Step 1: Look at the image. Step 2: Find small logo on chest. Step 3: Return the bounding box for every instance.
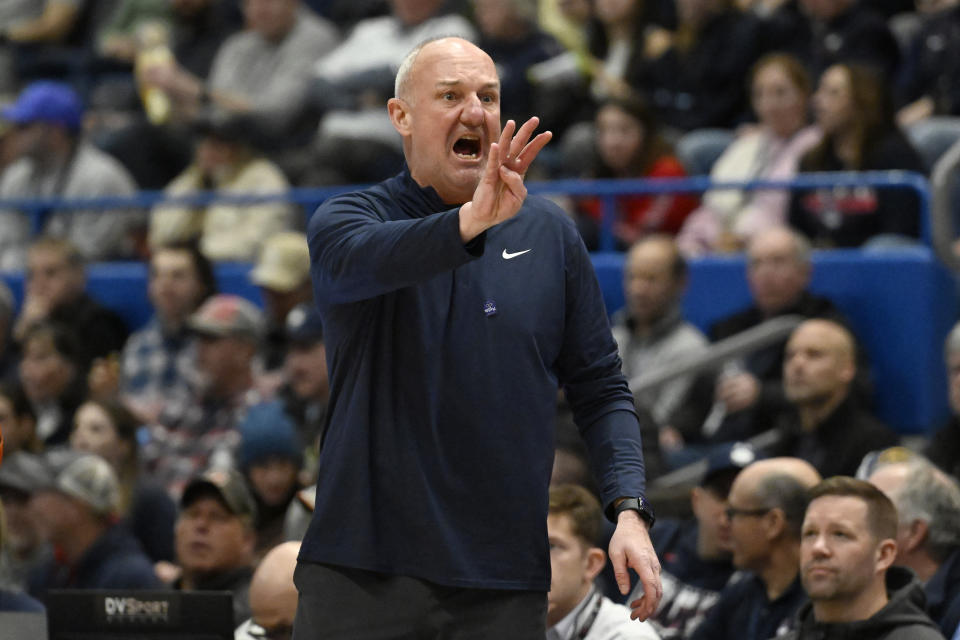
[502,248,531,260]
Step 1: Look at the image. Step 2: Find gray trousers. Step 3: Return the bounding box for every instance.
[291,562,547,639]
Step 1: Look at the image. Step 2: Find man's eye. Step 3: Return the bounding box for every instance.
[443,92,456,100]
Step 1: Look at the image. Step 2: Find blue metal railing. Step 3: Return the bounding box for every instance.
[0,170,932,255]
[528,171,932,251]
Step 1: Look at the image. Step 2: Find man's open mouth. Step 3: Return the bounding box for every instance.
[453,136,482,159]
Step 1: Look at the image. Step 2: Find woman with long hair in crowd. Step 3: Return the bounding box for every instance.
[678,53,821,255]
[789,63,925,247]
[575,95,697,249]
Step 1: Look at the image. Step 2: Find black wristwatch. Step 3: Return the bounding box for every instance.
[613,496,656,530]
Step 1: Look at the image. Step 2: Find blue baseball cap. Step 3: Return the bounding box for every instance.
[1,81,83,132]
[285,303,324,345]
[702,441,761,486]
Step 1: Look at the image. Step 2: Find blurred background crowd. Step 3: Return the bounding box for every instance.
[0,0,956,257]
[1,0,960,637]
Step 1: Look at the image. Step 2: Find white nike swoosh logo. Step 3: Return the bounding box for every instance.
[502,249,532,259]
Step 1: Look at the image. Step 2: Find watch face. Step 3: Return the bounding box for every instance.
[635,497,655,528]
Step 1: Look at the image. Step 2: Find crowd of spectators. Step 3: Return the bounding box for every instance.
[0,224,956,637]
[0,0,957,255]
[1,0,960,637]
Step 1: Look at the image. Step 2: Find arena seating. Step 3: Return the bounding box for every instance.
[1,245,954,435]
[593,248,959,435]
[0,172,954,435]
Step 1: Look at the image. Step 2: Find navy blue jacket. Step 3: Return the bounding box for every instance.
[27,523,161,602]
[928,548,960,638]
[301,170,646,590]
[0,589,44,612]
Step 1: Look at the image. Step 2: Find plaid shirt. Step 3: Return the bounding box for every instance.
[120,318,200,407]
[142,384,271,497]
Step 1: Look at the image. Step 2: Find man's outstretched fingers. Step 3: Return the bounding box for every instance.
[498,120,515,164]
[513,131,553,173]
[508,116,540,159]
[484,141,501,179]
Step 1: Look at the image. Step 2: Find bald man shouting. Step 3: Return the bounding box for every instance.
[771,319,898,477]
[295,37,661,638]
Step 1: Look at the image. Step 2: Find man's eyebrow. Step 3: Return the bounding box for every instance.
[434,80,500,91]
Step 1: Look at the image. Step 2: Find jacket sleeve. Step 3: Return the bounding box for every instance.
[556,223,647,516]
[308,192,483,305]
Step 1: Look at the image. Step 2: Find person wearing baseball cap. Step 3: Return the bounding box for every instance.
[25,450,161,602]
[0,450,49,592]
[142,294,270,496]
[631,442,762,639]
[1,82,83,132]
[0,445,44,612]
[172,468,258,627]
[250,232,313,371]
[0,81,140,268]
[279,303,328,459]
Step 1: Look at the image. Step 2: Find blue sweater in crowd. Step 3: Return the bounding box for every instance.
[300,170,646,591]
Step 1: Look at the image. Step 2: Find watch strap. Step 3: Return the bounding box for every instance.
[613,496,655,529]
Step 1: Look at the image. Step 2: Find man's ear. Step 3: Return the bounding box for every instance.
[242,527,257,559]
[901,519,929,554]
[763,507,787,542]
[584,547,606,583]
[876,537,897,573]
[388,97,411,136]
[690,486,705,518]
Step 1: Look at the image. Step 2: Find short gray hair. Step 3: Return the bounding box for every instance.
[884,457,960,562]
[394,36,454,101]
[754,473,811,540]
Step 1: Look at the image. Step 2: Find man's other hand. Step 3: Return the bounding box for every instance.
[609,509,662,622]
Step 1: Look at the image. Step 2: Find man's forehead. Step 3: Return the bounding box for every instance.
[415,40,498,81]
[547,512,576,535]
[749,230,795,257]
[808,495,867,524]
[29,249,67,266]
[792,322,849,351]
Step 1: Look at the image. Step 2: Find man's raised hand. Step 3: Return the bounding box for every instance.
[459,117,552,242]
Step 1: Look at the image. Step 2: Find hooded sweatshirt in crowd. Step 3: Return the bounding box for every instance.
[780,566,945,640]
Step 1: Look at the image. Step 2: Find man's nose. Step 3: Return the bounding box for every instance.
[460,94,485,126]
[809,534,831,556]
[192,517,211,532]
